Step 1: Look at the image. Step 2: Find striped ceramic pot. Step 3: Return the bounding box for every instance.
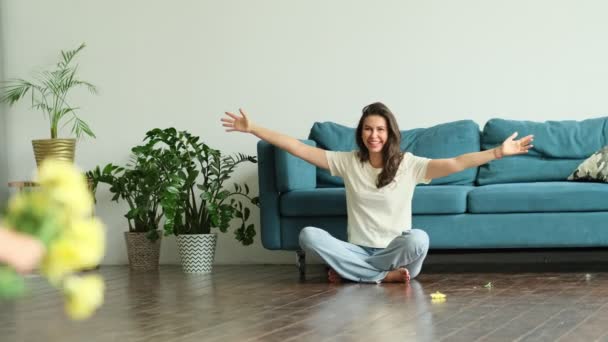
[176,233,217,274]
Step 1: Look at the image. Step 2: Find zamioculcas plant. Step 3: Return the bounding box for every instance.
[139,128,259,245]
[87,147,170,242]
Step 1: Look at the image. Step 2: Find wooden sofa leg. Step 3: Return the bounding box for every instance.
[296,250,306,281]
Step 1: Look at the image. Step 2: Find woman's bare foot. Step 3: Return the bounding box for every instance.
[382,267,410,283]
[327,268,342,283]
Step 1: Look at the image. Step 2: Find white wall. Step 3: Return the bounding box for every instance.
[2,0,608,265]
[0,4,7,208]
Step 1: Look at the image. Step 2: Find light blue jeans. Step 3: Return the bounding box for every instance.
[299,226,430,283]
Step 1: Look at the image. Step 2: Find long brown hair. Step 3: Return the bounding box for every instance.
[355,102,403,188]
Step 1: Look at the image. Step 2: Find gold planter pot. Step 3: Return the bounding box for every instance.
[32,138,76,167]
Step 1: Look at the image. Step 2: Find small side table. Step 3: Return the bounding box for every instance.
[9,179,94,192]
[8,181,39,193]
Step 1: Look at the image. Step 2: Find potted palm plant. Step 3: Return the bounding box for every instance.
[87,146,168,271]
[140,128,259,273]
[0,43,97,166]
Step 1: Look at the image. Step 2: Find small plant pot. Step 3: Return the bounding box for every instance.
[176,233,217,274]
[124,231,162,271]
[32,138,76,167]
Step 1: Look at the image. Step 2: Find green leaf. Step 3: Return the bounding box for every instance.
[0,266,26,298]
[244,207,250,221]
[102,163,114,174]
[146,230,160,242]
[217,190,230,201]
[234,223,256,246]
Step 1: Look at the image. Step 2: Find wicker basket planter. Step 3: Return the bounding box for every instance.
[124,232,162,271]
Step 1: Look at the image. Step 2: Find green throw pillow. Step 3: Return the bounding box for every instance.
[568,146,608,182]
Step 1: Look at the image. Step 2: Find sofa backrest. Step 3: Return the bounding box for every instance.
[477,117,608,185]
[308,120,481,187]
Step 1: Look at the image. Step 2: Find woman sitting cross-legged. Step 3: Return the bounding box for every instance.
[221,102,532,283]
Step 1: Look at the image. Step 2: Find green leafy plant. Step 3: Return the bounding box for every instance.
[87,147,169,242]
[139,128,259,245]
[0,43,97,139]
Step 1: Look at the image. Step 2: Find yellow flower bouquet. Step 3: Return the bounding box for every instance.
[0,160,106,320]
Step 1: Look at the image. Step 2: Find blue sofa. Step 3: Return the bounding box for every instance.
[257,117,608,273]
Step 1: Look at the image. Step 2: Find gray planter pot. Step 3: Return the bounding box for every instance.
[124,232,161,271]
[176,233,217,274]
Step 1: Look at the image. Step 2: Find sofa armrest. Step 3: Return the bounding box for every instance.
[257,140,282,249]
[275,139,317,192]
[257,140,317,249]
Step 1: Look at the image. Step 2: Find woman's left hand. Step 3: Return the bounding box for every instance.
[497,132,534,158]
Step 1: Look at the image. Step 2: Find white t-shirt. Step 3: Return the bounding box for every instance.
[326,151,431,248]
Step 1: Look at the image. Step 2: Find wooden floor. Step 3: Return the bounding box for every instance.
[3,264,608,342]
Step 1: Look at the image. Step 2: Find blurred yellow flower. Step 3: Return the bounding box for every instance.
[38,160,93,217]
[41,218,105,283]
[41,238,79,283]
[1,160,106,321]
[7,193,28,213]
[66,218,105,268]
[50,186,93,218]
[5,191,61,246]
[63,274,105,320]
[38,159,85,188]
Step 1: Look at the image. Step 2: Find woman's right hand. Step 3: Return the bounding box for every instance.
[222,108,252,133]
[221,108,330,170]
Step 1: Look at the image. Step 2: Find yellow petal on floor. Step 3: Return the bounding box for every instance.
[430,291,446,299]
[431,297,447,304]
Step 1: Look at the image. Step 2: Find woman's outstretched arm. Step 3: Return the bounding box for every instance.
[425,132,534,180]
[222,108,330,170]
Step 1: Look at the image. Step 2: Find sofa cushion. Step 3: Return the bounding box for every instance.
[280,185,473,216]
[280,188,346,216]
[307,122,358,187]
[478,117,608,185]
[568,145,608,183]
[412,185,474,214]
[468,182,608,213]
[309,120,480,187]
[275,139,317,192]
[280,212,608,250]
[413,212,608,249]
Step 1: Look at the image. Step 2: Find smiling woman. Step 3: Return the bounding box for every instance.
[355,102,404,188]
[221,102,531,285]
